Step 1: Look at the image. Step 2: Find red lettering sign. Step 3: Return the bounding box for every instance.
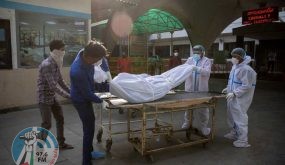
[242,7,278,25]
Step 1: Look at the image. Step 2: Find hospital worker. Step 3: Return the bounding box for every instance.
[222,48,256,148]
[182,45,212,136]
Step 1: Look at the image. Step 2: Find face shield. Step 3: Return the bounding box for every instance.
[192,45,205,59]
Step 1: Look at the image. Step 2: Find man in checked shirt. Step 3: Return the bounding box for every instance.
[37,40,73,149]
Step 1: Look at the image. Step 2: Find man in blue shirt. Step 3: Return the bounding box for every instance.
[70,40,106,165]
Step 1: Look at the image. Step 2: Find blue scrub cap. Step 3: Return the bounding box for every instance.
[193,45,205,52]
[231,48,246,59]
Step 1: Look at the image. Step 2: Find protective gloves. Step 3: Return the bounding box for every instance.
[102,100,109,110]
[192,66,201,72]
[221,88,227,94]
[226,92,235,101]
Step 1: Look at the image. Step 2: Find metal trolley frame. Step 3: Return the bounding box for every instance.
[96,92,223,161]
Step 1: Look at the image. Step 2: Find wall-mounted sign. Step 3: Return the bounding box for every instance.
[242,6,279,25]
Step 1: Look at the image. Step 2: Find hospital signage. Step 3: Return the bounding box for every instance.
[242,6,278,25]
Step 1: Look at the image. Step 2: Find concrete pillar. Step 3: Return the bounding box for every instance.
[170,31,174,56]
[218,38,224,51]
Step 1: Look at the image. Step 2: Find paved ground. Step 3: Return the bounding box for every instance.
[1,79,285,165]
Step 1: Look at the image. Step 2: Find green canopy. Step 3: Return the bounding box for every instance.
[132,9,184,35]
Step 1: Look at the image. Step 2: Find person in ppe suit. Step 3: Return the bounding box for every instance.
[182,45,212,136]
[222,48,256,148]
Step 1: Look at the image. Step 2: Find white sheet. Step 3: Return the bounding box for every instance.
[110,63,194,103]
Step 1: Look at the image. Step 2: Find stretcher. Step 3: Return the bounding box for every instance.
[96,91,224,161]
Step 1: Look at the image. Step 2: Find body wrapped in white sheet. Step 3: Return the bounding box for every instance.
[110,64,194,103]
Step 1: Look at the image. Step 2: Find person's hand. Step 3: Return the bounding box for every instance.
[24,131,37,152]
[222,88,227,94]
[196,66,201,72]
[102,100,109,110]
[193,66,198,71]
[226,93,235,101]
[193,66,201,72]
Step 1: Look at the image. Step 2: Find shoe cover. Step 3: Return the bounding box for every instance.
[233,140,251,148]
[91,151,106,159]
[201,127,211,136]
[182,122,190,129]
[224,132,237,140]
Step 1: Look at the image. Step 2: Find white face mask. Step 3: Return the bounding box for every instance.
[53,50,65,58]
[174,52,178,56]
[51,50,65,68]
[231,57,239,65]
[94,59,103,66]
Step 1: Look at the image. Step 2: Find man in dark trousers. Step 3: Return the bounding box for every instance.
[37,40,73,149]
[70,40,106,165]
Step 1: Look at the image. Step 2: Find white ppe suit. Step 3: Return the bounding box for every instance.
[183,56,212,135]
[226,56,256,144]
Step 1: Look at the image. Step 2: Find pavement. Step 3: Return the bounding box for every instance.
[1,78,285,165]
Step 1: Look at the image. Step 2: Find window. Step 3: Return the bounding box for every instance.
[0,28,5,41]
[155,46,170,58]
[0,19,12,69]
[17,11,88,68]
[173,45,190,59]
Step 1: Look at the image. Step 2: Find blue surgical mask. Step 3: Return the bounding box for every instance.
[193,54,201,61]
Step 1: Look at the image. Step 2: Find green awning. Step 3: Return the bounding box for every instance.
[132,9,184,35]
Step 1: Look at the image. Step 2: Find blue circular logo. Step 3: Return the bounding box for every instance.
[11,127,59,165]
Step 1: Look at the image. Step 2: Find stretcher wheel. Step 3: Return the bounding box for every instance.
[186,130,191,140]
[145,155,154,162]
[202,142,208,148]
[133,147,139,153]
[97,128,103,143]
[132,137,141,144]
[106,139,112,152]
[118,109,124,114]
[165,135,172,143]
[194,128,199,134]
